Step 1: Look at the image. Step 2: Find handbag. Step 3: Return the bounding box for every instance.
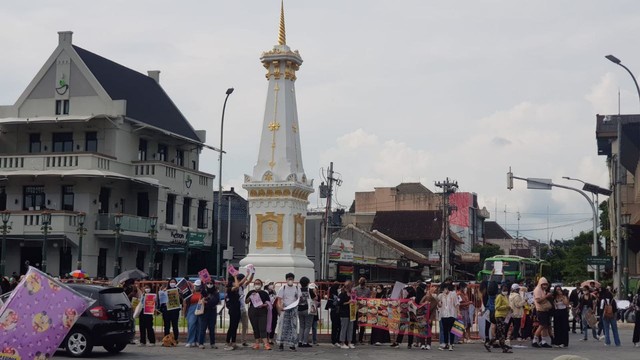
[308,301,318,316]
[451,318,465,337]
[194,298,205,316]
[133,300,143,318]
[585,309,597,328]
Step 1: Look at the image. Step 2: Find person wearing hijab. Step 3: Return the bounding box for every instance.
[486,284,512,353]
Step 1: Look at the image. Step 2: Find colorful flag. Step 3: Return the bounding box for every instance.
[0,267,94,360]
[451,318,465,337]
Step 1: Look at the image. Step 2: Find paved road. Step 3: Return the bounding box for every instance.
[57,325,639,360]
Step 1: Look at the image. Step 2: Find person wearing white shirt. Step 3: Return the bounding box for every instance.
[437,283,459,351]
[276,273,301,351]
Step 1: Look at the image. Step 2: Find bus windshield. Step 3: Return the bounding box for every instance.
[483,260,520,272]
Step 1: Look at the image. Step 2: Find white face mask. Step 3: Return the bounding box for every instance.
[144,288,151,293]
[287,280,294,286]
[254,284,262,290]
[169,283,177,288]
[502,291,508,296]
[207,284,214,289]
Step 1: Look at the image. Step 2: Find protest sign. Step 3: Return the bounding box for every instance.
[227,264,239,277]
[158,290,169,305]
[389,281,406,299]
[176,278,192,300]
[143,294,157,315]
[0,267,94,360]
[166,289,181,310]
[349,303,357,322]
[198,268,211,284]
[494,261,503,275]
[250,292,263,308]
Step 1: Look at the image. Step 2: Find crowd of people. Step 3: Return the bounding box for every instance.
[6,266,639,353]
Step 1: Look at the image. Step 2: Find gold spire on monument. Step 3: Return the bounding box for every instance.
[278,0,286,45]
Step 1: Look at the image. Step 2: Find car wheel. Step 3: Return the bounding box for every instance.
[104,342,127,353]
[66,329,93,357]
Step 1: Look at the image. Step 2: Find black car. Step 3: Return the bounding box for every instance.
[62,284,135,357]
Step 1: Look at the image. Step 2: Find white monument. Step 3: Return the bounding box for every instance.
[240,3,315,282]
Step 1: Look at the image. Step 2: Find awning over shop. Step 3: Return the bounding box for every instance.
[0,169,165,188]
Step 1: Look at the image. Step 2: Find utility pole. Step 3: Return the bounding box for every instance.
[320,162,342,279]
[435,178,458,280]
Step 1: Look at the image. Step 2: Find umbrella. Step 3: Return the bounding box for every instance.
[112,269,147,285]
[580,280,601,289]
[70,269,88,279]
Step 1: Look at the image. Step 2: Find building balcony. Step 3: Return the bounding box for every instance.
[95,213,153,234]
[132,160,214,195]
[0,152,125,173]
[6,210,80,244]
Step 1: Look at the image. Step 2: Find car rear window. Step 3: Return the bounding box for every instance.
[100,291,130,308]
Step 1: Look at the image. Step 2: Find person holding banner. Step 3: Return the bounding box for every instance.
[486,284,513,353]
[224,273,247,350]
[338,280,356,349]
[161,279,181,343]
[419,283,439,350]
[199,280,220,349]
[139,285,157,346]
[184,280,203,347]
[391,285,417,349]
[245,279,272,350]
[437,283,459,351]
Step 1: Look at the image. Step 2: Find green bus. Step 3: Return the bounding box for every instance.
[476,255,550,284]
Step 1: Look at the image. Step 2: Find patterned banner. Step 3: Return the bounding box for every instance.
[0,267,95,360]
[356,298,430,338]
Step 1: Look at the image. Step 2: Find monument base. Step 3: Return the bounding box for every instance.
[239,253,315,283]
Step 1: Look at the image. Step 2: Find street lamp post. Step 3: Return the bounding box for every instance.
[216,87,234,277]
[562,176,612,278]
[621,213,631,297]
[41,211,51,273]
[148,216,158,279]
[113,213,123,277]
[0,211,11,275]
[605,54,640,298]
[76,212,86,270]
[508,169,599,280]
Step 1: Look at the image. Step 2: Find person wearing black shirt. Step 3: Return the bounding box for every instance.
[579,287,598,341]
[199,281,220,348]
[246,279,272,350]
[338,281,356,349]
[326,282,341,346]
[225,274,249,350]
[568,283,581,334]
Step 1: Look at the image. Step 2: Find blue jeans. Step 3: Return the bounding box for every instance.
[186,304,199,344]
[298,311,314,344]
[312,317,318,344]
[602,317,621,346]
[198,311,217,345]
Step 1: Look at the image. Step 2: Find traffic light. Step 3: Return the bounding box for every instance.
[507,168,514,190]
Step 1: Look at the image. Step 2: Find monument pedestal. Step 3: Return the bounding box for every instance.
[240,253,314,283]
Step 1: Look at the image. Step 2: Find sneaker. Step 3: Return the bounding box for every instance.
[604,343,610,347]
[374,342,382,346]
[390,343,399,348]
[599,335,605,341]
[340,344,349,349]
[531,342,540,347]
[580,338,587,341]
[425,345,431,350]
[223,345,234,351]
[407,344,412,349]
[210,345,218,349]
[420,345,426,350]
[138,343,146,347]
[502,348,513,353]
[199,344,205,349]
[449,346,453,351]
[289,346,297,351]
[348,344,355,349]
[242,342,250,347]
[541,343,552,348]
[313,343,319,346]
[635,343,639,348]
[484,342,492,352]
[333,343,341,348]
[279,344,284,351]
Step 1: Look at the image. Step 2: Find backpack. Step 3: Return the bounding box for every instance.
[603,299,614,320]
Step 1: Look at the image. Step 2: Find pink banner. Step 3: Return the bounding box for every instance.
[198,269,211,284]
[143,294,157,315]
[1,267,94,360]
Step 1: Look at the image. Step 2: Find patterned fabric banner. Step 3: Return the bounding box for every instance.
[356,298,431,338]
[0,267,95,360]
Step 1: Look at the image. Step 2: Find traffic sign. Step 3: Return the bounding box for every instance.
[586,256,612,266]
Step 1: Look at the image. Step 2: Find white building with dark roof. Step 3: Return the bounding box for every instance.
[0,31,214,278]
